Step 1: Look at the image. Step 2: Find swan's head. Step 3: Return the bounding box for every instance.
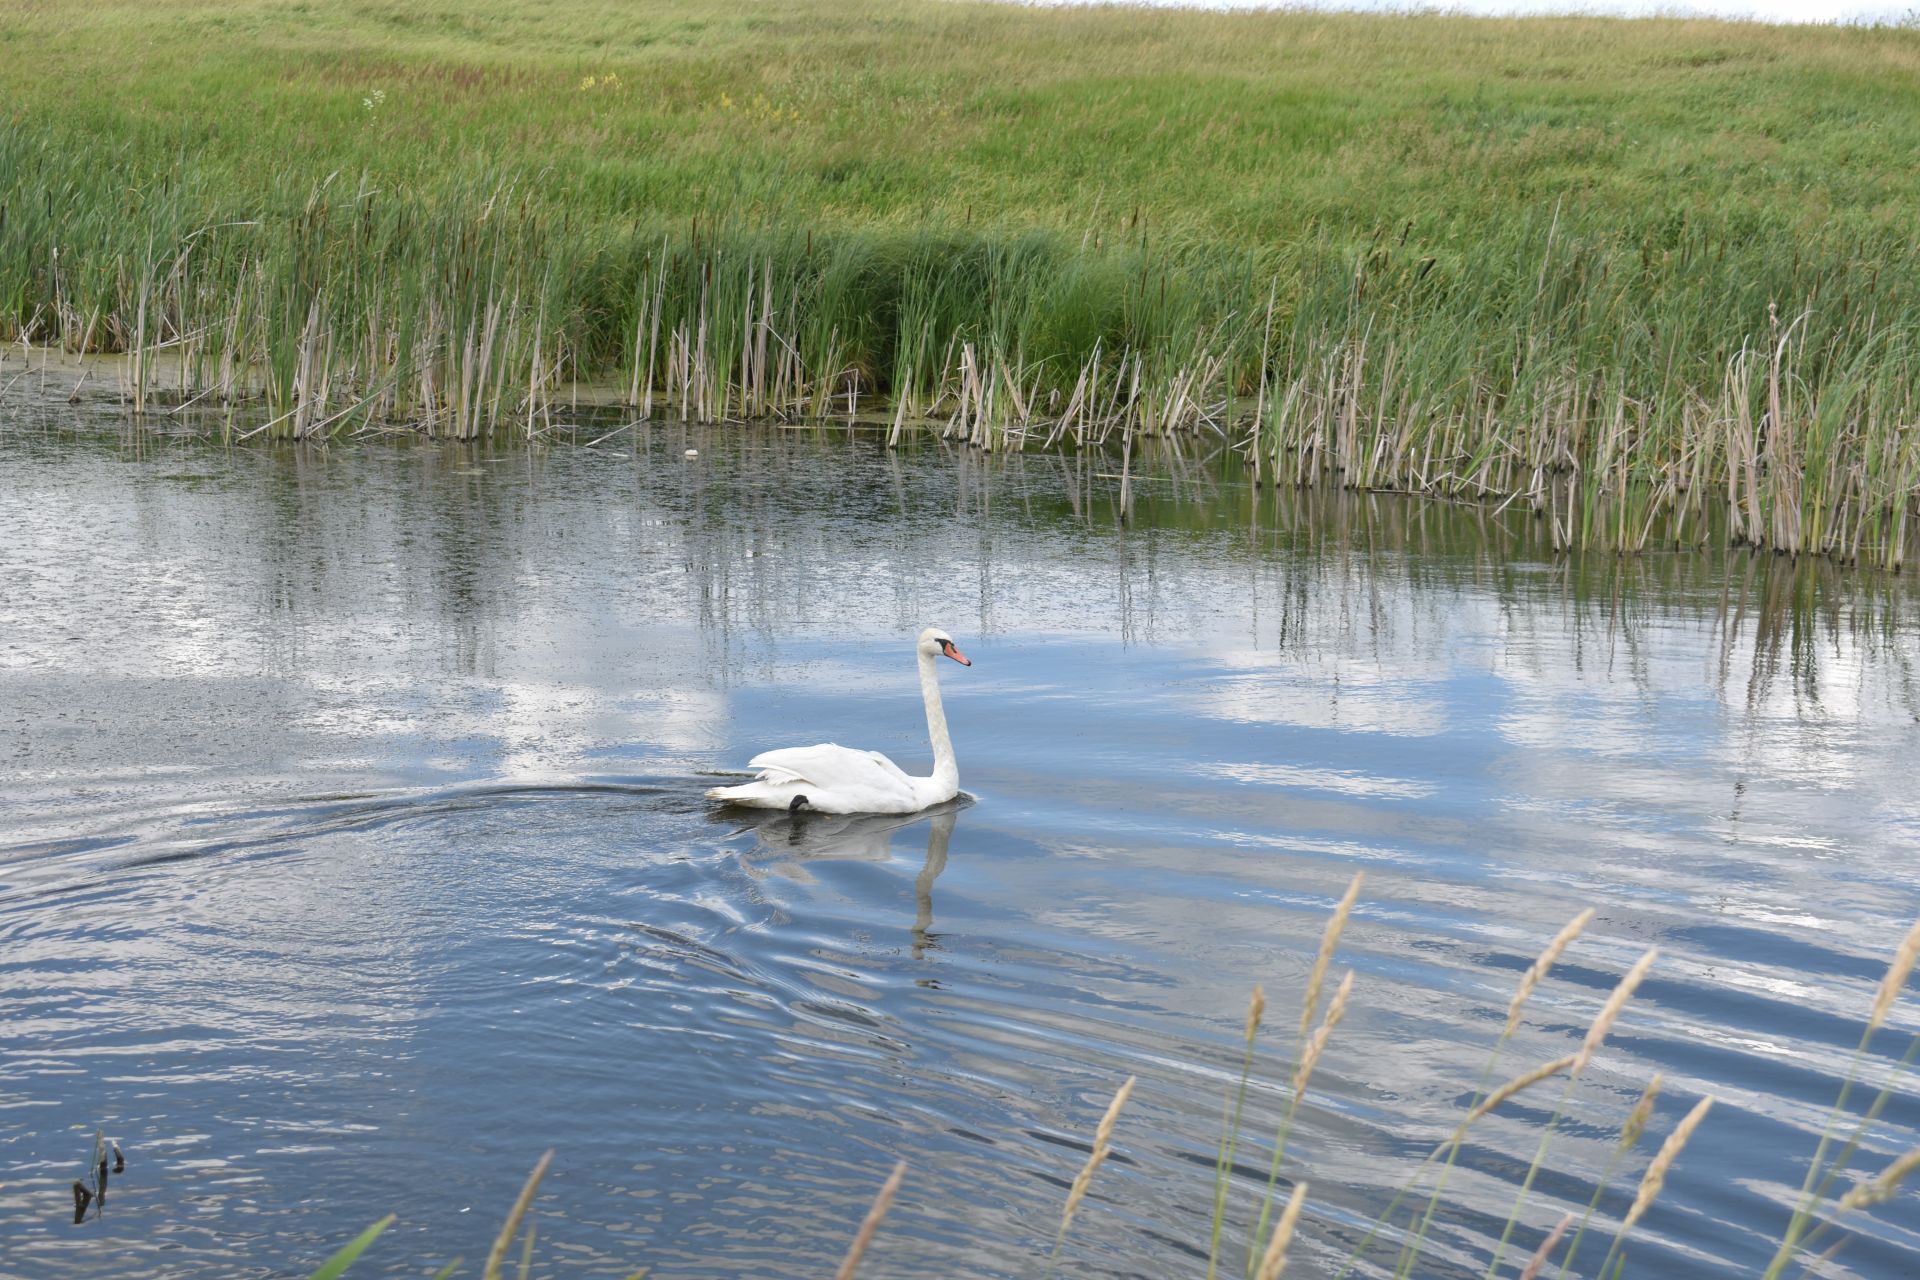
[918,626,971,667]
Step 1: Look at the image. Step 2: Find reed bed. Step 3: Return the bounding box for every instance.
[6,120,1918,565]
[5,1,1920,566]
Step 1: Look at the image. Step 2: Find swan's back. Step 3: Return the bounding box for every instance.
[709,743,932,814]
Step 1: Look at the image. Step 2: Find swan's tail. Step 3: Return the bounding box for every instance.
[706,779,804,809]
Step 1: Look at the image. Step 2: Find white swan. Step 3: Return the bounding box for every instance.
[706,627,972,815]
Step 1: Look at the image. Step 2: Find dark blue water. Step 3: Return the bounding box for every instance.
[2,409,1917,1278]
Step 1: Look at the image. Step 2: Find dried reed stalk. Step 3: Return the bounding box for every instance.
[833,1160,908,1280]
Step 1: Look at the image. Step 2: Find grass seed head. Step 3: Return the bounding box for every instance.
[1870,917,1920,1032]
[1623,1095,1714,1231]
[1506,908,1596,1038]
[1300,873,1364,1040]
[1574,947,1658,1077]
[1253,1180,1309,1280]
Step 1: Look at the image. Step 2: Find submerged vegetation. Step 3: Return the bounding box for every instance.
[3,1,1920,563]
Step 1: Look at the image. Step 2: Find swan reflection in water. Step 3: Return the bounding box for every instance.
[722,799,964,959]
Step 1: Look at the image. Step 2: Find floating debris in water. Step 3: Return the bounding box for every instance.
[71,1131,122,1225]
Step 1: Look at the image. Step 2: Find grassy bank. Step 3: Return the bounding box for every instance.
[3,2,1920,562]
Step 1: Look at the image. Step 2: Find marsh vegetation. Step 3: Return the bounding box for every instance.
[3,2,1920,563]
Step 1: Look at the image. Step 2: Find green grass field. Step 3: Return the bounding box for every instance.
[4,1,1919,561]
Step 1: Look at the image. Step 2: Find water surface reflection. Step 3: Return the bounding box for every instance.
[1,420,1917,1278]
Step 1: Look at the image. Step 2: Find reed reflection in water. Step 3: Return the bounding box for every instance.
[0,419,1916,1278]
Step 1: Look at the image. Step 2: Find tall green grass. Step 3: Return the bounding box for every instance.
[3,1,1918,564]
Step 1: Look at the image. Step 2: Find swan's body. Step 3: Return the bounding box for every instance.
[706,627,971,815]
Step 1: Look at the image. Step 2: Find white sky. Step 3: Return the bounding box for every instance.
[1131,1,1902,22]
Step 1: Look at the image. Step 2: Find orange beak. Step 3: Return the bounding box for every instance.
[940,641,971,666]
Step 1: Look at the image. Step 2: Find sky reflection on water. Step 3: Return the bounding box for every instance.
[2,419,1917,1277]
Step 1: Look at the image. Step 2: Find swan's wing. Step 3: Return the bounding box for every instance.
[747,743,911,792]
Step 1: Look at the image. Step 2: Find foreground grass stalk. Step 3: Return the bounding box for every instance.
[308,1216,395,1280]
[1243,875,1362,1275]
[1763,916,1920,1278]
[1392,911,1594,1277]
[1595,1096,1716,1280]
[1210,986,1268,1279]
[1249,970,1351,1276]
[1252,1181,1309,1280]
[1554,1073,1663,1278]
[1483,948,1658,1279]
[482,1150,553,1280]
[834,1160,908,1280]
[1045,1076,1136,1279]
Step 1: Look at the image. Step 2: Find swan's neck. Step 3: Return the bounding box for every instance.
[919,649,958,795]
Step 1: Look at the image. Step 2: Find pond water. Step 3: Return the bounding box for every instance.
[2,401,1918,1279]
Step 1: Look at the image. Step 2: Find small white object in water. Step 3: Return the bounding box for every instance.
[685,448,699,459]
